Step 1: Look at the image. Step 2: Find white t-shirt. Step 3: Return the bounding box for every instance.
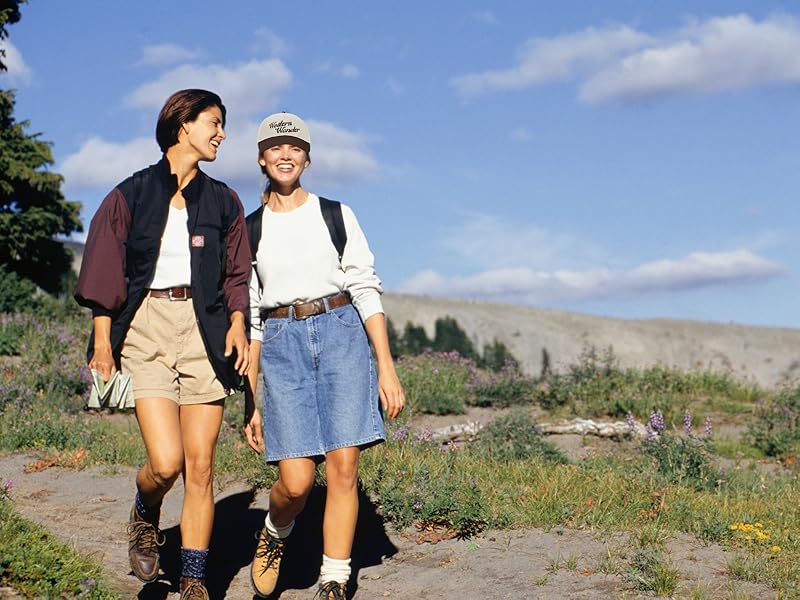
[148,205,191,289]
[249,194,383,341]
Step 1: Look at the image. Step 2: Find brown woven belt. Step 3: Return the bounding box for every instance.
[149,287,192,301]
[265,292,350,320]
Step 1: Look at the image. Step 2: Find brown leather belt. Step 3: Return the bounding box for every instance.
[149,287,192,301]
[264,292,350,320]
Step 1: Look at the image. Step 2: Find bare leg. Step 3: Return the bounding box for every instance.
[322,446,360,559]
[178,400,224,549]
[268,457,316,527]
[134,397,183,506]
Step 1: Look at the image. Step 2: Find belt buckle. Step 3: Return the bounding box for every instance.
[168,288,188,301]
[294,299,323,320]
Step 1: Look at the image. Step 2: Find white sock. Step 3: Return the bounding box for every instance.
[319,554,351,585]
[264,512,294,539]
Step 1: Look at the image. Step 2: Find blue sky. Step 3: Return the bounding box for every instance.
[4,1,800,327]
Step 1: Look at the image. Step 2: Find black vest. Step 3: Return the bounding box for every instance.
[102,158,243,391]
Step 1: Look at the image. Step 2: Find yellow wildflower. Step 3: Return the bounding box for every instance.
[729,524,738,530]
[771,546,781,553]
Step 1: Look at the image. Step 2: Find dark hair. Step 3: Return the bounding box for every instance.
[155,89,226,152]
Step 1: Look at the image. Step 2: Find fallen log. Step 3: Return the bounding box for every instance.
[429,417,646,442]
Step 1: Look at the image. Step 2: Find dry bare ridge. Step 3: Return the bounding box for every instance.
[382,293,800,389]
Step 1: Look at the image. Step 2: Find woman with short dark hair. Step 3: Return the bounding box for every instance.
[76,88,250,600]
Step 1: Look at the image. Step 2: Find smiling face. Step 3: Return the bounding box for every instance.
[259,143,310,190]
[181,106,226,162]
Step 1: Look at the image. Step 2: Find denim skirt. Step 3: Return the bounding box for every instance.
[259,303,386,463]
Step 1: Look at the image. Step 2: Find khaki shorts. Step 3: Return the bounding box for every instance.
[120,295,231,405]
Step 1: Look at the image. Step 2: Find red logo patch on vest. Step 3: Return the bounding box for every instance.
[191,235,205,248]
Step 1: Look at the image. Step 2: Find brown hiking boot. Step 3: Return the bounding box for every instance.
[127,504,164,582]
[315,581,347,600]
[179,576,209,600]
[250,527,286,597]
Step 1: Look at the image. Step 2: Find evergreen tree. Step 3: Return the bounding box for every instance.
[432,316,478,360]
[386,317,400,359]
[482,339,519,372]
[0,1,82,295]
[401,322,431,356]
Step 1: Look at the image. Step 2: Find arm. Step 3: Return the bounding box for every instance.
[364,312,405,419]
[243,262,265,453]
[243,339,263,453]
[88,315,115,382]
[74,188,131,314]
[222,189,252,376]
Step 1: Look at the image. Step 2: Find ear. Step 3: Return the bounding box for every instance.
[258,158,267,166]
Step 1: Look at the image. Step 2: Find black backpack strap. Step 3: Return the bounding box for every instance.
[245,205,264,292]
[319,197,347,261]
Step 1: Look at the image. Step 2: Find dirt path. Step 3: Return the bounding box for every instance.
[0,452,776,599]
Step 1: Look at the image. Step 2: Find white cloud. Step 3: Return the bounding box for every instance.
[316,59,361,79]
[511,127,532,142]
[252,28,289,57]
[398,249,784,303]
[138,43,203,66]
[126,59,291,117]
[209,118,380,187]
[439,213,584,270]
[61,119,380,192]
[386,78,405,95]
[61,136,161,189]
[0,39,31,84]
[451,25,652,95]
[451,14,800,102]
[472,10,497,26]
[581,14,800,103]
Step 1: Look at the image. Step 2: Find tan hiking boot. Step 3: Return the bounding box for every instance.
[127,504,164,582]
[315,581,347,600]
[179,576,209,600]
[250,527,286,597]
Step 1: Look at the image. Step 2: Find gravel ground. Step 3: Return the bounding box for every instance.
[0,451,777,599]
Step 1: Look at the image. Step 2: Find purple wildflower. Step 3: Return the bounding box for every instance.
[391,424,410,442]
[626,413,635,431]
[648,409,665,434]
[416,428,433,443]
[2,480,13,492]
[413,501,422,511]
[646,425,656,443]
[703,416,713,438]
[683,410,692,435]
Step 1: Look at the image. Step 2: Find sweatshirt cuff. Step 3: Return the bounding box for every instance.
[353,295,384,323]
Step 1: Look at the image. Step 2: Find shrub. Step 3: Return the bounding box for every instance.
[0,265,39,313]
[467,361,537,408]
[636,409,717,489]
[475,410,568,463]
[748,386,800,458]
[396,351,472,415]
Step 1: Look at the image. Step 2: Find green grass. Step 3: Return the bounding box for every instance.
[1,310,799,595]
[0,488,119,598]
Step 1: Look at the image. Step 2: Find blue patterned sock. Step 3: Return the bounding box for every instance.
[181,547,208,580]
[135,492,160,522]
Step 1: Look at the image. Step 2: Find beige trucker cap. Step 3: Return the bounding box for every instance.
[257,112,311,153]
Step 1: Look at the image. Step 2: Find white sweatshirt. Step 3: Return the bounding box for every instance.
[249,193,384,342]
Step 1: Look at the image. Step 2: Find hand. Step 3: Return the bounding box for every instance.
[225,313,249,376]
[243,404,264,454]
[89,346,115,382]
[378,370,406,420]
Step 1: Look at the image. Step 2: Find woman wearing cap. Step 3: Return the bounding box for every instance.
[75,89,251,600]
[243,112,404,599]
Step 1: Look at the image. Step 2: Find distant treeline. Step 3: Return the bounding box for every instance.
[386,315,518,372]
